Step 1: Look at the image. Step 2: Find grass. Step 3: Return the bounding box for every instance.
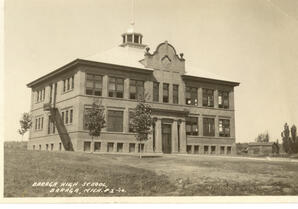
[4,141,298,197]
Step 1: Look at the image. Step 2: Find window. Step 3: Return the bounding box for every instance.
[67,78,70,91]
[94,142,101,152]
[107,110,123,132]
[153,82,159,102]
[134,35,139,43]
[63,75,75,92]
[107,142,114,152]
[48,116,55,134]
[117,143,123,152]
[46,144,49,151]
[173,84,179,104]
[70,109,73,123]
[138,143,144,153]
[59,143,62,151]
[62,112,64,123]
[203,118,215,136]
[218,91,229,109]
[219,119,230,137]
[61,108,73,125]
[227,146,232,154]
[129,143,135,152]
[203,89,214,107]
[194,145,199,154]
[35,116,44,130]
[163,83,169,103]
[186,117,198,136]
[84,141,91,152]
[65,110,68,124]
[204,146,209,154]
[51,143,54,151]
[185,86,198,105]
[39,145,41,150]
[211,146,216,154]
[130,80,144,100]
[220,146,225,154]
[86,74,102,96]
[108,77,124,98]
[187,145,192,154]
[36,88,45,102]
[83,107,103,130]
[33,145,35,150]
[129,111,136,132]
[127,34,132,42]
[71,75,74,89]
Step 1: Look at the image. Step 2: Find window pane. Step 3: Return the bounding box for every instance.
[107,110,123,132]
[86,80,93,88]
[86,74,93,80]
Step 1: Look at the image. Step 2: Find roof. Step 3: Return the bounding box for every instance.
[81,46,151,70]
[27,44,240,87]
[184,64,238,85]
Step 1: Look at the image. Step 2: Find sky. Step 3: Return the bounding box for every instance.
[3,0,298,142]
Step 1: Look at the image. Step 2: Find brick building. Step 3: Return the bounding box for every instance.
[27,26,239,155]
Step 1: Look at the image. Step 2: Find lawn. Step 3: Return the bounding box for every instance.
[4,141,298,197]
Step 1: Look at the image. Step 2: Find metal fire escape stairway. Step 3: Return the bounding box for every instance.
[44,103,74,151]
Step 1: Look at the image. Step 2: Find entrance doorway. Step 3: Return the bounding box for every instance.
[162,124,172,153]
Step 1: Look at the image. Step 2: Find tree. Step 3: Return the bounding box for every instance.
[85,102,106,151]
[18,112,32,141]
[290,125,297,153]
[131,100,153,158]
[281,123,291,153]
[255,132,270,143]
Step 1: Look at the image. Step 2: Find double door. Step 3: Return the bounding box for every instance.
[162,124,172,154]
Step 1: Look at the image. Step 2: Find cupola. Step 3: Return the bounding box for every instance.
[120,22,146,48]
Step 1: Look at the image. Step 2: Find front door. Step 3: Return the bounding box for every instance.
[162,124,172,153]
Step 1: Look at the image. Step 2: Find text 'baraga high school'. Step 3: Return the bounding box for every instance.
[27,24,240,155]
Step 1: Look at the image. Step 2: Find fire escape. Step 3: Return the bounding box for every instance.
[43,83,74,151]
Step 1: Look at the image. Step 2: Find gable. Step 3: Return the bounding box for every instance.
[143,41,185,74]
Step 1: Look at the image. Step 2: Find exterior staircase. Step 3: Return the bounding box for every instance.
[44,103,74,151]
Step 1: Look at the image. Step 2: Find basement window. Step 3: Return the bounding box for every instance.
[107,143,114,152]
[220,146,225,154]
[187,145,192,154]
[204,146,209,154]
[84,141,91,152]
[211,146,216,154]
[194,145,199,154]
[129,143,135,153]
[117,143,123,152]
[94,142,101,152]
[138,143,144,153]
[227,146,232,155]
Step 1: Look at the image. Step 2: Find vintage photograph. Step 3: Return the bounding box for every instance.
[2,0,298,200]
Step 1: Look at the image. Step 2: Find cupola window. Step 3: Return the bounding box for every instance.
[134,35,139,43]
[127,34,132,43]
